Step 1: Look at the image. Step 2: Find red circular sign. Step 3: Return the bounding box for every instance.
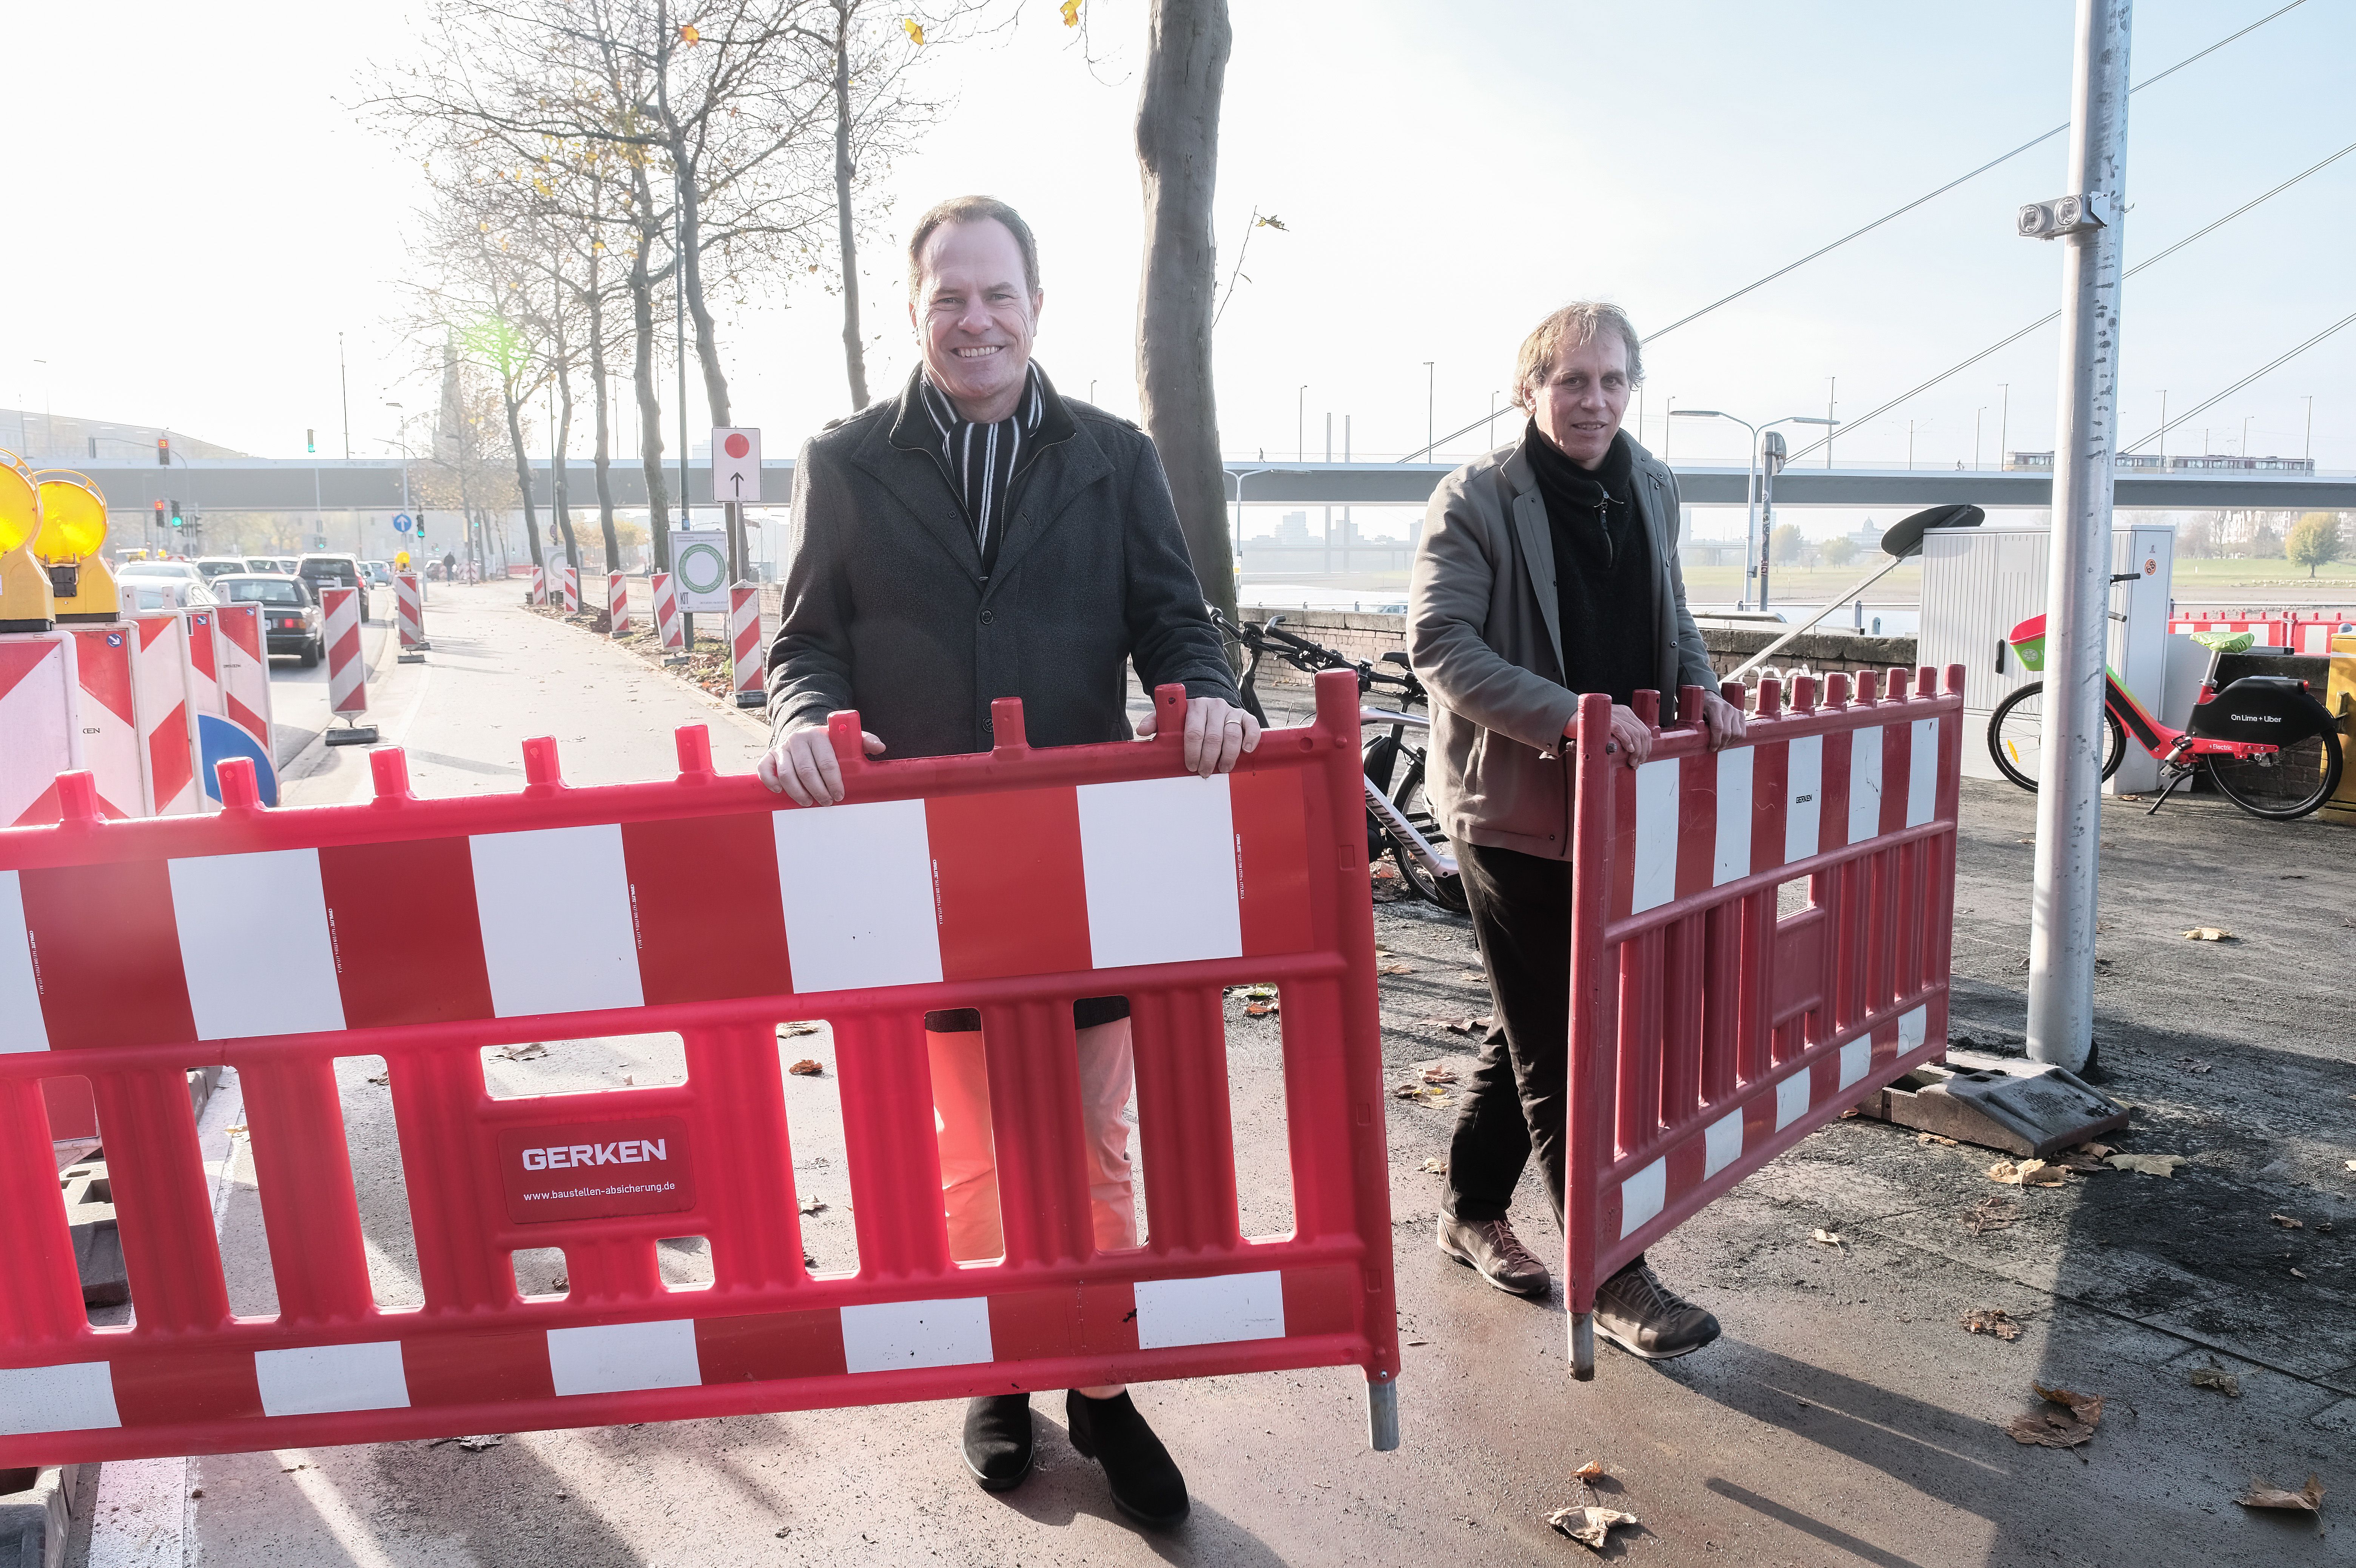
[723,432,751,459]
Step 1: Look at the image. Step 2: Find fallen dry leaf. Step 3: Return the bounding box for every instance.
[1961,1308,2022,1341]
[798,1196,826,1215]
[498,1041,548,1062]
[2189,1366,2241,1397]
[1245,999,1279,1017]
[2182,927,2236,942]
[1458,970,1488,982]
[1571,1461,1607,1481]
[777,1021,821,1038]
[2006,1383,2103,1448]
[2052,1148,2111,1173]
[2107,1153,2185,1177]
[2346,1159,2356,1174]
[1377,962,1415,976]
[2080,1142,2114,1159]
[1547,1504,1639,1549]
[2270,1213,2304,1230]
[1421,1157,1445,1174]
[2291,1267,2307,1279]
[1964,1195,2021,1234]
[1425,1016,1480,1035]
[2236,1475,2324,1512]
[1420,1064,1459,1085]
[1810,1229,1844,1247]
[787,1058,824,1076]
[1990,1159,2067,1187]
[1916,1132,1960,1147]
[2182,1058,2214,1074]
[1238,985,1278,1001]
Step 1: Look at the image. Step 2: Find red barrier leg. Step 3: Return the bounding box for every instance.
[683,1023,804,1290]
[88,1068,230,1333]
[832,1013,951,1283]
[1127,986,1240,1257]
[237,1056,375,1324]
[1564,694,1617,1380]
[0,1079,83,1346]
[978,999,1092,1270]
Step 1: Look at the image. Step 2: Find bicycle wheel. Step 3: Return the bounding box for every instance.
[1388,754,1470,913]
[2205,728,2344,820]
[1986,681,2125,792]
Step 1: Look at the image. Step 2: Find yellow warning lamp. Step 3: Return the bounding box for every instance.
[0,450,54,632]
[31,471,120,623]
[395,549,411,569]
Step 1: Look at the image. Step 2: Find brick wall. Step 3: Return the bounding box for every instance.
[1235,606,1919,695]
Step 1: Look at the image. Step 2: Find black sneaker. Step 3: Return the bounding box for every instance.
[1065,1390,1189,1528]
[961,1394,1034,1491]
[1593,1258,1721,1360]
[1436,1213,1552,1298]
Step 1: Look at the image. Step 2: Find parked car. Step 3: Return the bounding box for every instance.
[192,557,250,581]
[359,560,393,587]
[298,554,371,623]
[116,560,209,590]
[211,574,324,665]
[120,578,218,611]
[244,556,299,575]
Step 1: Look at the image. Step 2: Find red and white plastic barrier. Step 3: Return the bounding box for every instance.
[396,572,426,651]
[132,613,197,816]
[0,674,1399,1465]
[1563,668,1963,1377]
[529,563,547,606]
[323,586,367,719]
[560,564,580,614]
[2169,614,2292,646]
[608,572,630,637]
[65,626,145,819]
[2290,615,2353,655]
[0,633,82,826]
[651,572,683,652]
[730,584,762,706]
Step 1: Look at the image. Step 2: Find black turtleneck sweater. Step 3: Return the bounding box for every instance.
[1523,424,1657,707]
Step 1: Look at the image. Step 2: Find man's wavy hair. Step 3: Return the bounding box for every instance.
[1511,302,1644,413]
[907,195,1041,304]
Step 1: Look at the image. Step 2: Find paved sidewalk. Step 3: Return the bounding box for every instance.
[65,591,2350,1566]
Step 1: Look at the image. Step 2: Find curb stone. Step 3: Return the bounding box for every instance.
[0,1465,83,1568]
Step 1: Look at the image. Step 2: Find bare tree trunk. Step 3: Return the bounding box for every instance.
[629,179,672,567]
[587,246,622,570]
[833,3,870,410]
[553,356,583,581]
[1135,0,1235,622]
[671,143,748,583]
[504,381,544,575]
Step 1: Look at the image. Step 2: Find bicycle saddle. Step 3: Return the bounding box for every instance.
[2189,631,2255,654]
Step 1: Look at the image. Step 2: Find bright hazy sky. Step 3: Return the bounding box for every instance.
[9,0,2352,533]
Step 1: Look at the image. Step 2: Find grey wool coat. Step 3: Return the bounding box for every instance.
[767,365,1240,758]
[1407,433,1716,860]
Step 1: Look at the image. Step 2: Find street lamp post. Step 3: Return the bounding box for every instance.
[1671,409,1837,611]
[1297,385,1308,463]
[1423,362,1435,466]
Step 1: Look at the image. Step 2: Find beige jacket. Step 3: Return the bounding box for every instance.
[1407,435,1714,860]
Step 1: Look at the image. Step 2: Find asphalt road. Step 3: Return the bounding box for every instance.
[63,586,2352,1565]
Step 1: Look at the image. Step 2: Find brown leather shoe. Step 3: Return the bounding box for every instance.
[1593,1258,1721,1360]
[1436,1213,1552,1298]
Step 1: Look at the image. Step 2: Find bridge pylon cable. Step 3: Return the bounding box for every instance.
[2122,309,2356,456]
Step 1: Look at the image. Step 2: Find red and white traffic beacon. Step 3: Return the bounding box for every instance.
[321,585,378,746]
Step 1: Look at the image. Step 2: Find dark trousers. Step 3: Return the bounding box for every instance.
[1443,840,1573,1230]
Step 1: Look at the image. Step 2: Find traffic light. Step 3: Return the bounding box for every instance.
[169,500,183,529]
[153,500,165,530]
[157,436,171,466]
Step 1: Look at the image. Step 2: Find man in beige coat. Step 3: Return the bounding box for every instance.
[1408,301,1744,1363]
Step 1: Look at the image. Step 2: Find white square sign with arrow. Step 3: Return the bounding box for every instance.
[711,426,761,503]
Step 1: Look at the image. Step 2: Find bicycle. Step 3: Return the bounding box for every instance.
[1210,607,1468,912]
[1986,577,2343,820]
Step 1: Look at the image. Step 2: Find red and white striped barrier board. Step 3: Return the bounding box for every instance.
[0,674,1399,1465]
[0,633,83,826]
[396,573,426,651]
[730,584,762,705]
[183,610,226,729]
[1562,668,1964,1377]
[322,587,367,718]
[560,564,581,615]
[132,614,198,817]
[215,606,274,755]
[529,563,547,606]
[2169,615,2292,646]
[608,572,630,637]
[66,626,146,819]
[651,572,683,652]
[2290,615,2354,655]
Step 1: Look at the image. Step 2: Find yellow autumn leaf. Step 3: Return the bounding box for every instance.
[903,17,925,45]
[679,23,700,44]
[1061,0,1083,25]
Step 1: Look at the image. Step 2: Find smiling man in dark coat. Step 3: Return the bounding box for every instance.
[759,194,1252,1529]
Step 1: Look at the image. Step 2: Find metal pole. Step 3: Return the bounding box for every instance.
[339,333,351,460]
[1998,383,2010,468]
[2303,395,2313,460]
[2026,0,2131,1075]
[1826,376,1836,467]
[1423,362,1435,465]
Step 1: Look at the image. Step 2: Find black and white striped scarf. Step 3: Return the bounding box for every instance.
[916,363,1046,577]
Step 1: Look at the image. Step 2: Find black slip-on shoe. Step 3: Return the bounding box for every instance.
[1436,1212,1553,1298]
[1065,1390,1189,1528]
[1593,1258,1722,1361]
[961,1393,1035,1491]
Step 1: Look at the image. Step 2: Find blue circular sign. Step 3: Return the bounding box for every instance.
[394,513,413,532]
